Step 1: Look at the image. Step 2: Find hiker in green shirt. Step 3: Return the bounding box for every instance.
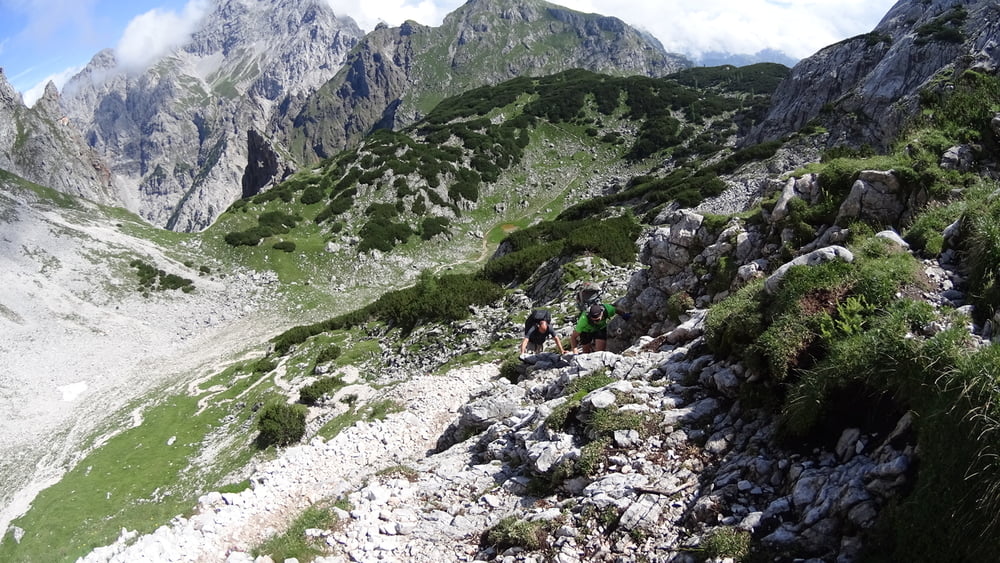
[570,303,617,353]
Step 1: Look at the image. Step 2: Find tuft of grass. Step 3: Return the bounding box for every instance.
[565,369,615,395]
[482,516,550,551]
[251,505,335,561]
[585,408,649,438]
[377,465,419,482]
[701,527,751,561]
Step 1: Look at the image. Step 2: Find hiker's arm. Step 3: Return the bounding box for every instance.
[554,335,566,354]
[519,337,529,354]
[569,331,579,353]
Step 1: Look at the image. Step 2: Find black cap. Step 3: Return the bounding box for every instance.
[587,304,604,319]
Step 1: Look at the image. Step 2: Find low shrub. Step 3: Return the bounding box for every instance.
[316,345,341,364]
[299,185,324,205]
[299,375,345,405]
[129,259,195,292]
[665,291,695,322]
[420,216,451,240]
[256,402,307,449]
[272,241,296,253]
[252,358,278,374]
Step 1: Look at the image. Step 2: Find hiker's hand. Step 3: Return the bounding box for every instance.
[622,312,633,321]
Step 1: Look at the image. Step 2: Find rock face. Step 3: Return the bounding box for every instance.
[0,71,117,204]
[59,0,364,231]
[52,0,686,232]
[278,0,691,163]
[747,0,1000,149]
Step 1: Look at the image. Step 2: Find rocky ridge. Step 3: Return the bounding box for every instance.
[38,0,687,232]
[279,0,689,164]
[58,0,365,231]
[0,71,117,206]
[748,0,1000,149]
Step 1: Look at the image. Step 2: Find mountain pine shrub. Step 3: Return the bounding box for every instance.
[299,375,345,405]
[255,402,307,449]
[272,241,296,252]
[316,344,341,364]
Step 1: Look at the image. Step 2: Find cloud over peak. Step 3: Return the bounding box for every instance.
[114,0,211,70]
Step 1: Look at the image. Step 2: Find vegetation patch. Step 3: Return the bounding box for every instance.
[482,515,551,552]
[251,504,336,561]
[298,375,346,405]
[256,402,307,449]
[129,259,194,293]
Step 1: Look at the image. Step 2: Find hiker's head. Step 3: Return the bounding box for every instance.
[587,304,605,321]
[537,320,548,331]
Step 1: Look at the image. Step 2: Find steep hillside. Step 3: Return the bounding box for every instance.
[280,0,690,164]
[0,66,785,561]
[0,169,295,540]
[14,64,1000,562]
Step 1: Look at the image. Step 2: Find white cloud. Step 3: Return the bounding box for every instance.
[532,0,895,60]
[322,0,462,31]
[114,0,211,70]
[22,65,83,107]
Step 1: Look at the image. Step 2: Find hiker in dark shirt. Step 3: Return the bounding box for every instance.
[520,317,566,355]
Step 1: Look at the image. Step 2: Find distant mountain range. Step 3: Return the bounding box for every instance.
[694,48,800,68]
[0,0,989,235]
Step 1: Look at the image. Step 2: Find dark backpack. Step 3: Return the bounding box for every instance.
[575,282,602,311]
[524,309,552,335]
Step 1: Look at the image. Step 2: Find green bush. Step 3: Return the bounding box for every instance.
[299,185,324,205]
[420,216,451,240]
[358,219,414,253]
[128,260,194,292]
[224,230,262,247]
[256,402,307,449]
[316,345,341,364]
[252,358,278,374]
[665,292,695,322]
[372,271,504,333]
[272,241,296,253]
[299,376,345,405]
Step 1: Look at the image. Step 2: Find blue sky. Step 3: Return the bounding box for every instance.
[1,0,897,105]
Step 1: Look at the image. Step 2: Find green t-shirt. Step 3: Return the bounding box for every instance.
[575,304,616,333]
